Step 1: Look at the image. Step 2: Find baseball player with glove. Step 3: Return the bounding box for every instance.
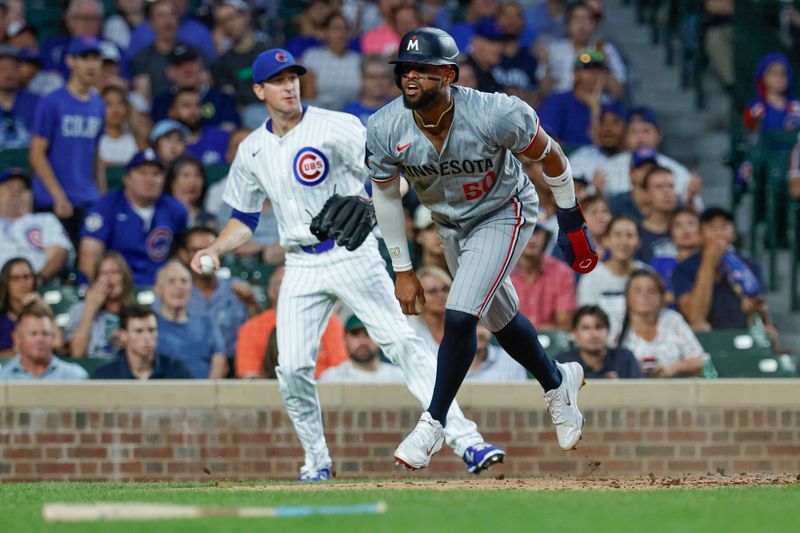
[190,49,504,481]
[367,28,599,469]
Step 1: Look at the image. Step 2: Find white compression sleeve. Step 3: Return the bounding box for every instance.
[372,178,413,272]
[542,159,577,209]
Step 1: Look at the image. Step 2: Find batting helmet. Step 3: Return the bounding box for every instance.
[389,27,460,87]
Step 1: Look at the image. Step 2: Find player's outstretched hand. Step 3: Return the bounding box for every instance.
[555,202,599,274]
[395,270,425,315]
[190,249,220,276]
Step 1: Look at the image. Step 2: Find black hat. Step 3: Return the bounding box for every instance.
[169,44,200,65]
[700,207,734,225]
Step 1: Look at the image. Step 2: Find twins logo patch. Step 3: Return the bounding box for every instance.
[146,227,174,262]
[293,147,330,187]
[26,227,44,251]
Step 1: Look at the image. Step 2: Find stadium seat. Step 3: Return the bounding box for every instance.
[106,166,126,192]
[537,331,572,358]
[0,148,30,173]
[204,163,230,185]
[696,330,797,378]
[41,286,83,328]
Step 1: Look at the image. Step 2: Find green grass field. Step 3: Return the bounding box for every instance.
[1,481,798,533]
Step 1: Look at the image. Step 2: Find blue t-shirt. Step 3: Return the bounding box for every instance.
[151,87,241,128]
[672,251,763,329]
[607,192,644,223]
[638,226,676,264]
[0,90,40,149]
[537,91,594,148]
[492,48,539,92]
[187,277,248,358]
[32,87,105,208]
[81,190,188,286]
[187,126,230,166]
[155,313,225,379]
[91,352,192,379]
[127,18,215,62]
[341,100,384,126]
[651,256,678,296]
[0,314,14,352]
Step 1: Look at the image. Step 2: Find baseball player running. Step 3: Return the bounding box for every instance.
[190,49,504,481]
[367,28,600,469]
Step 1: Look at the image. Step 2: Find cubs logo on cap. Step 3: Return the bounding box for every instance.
[293,147,329,187]
[252,48,307,83]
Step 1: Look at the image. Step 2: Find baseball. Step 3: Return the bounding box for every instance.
[199,255,216,276]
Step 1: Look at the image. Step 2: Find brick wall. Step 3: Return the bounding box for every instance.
[1,381,799,481]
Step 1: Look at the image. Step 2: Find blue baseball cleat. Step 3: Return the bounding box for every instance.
[297,467,331,482]
[462,443,505,474]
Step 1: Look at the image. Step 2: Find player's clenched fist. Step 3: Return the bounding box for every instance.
[394,270,426,315]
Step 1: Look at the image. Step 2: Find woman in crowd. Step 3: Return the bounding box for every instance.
[406,266,451,356]
[582,193,613,261]
[0,257,50,356]
[63,252,136,359]
[98,86,139,167]
[166,156,216,228]
[618,269,705,378]
[577,215,646,339]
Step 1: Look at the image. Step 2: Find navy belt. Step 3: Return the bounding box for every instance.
[300,239,335,254]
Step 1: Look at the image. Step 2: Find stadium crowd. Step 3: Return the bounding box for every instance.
[0,0,789,383]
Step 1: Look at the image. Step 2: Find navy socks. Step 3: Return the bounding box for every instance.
[494,312,562,391]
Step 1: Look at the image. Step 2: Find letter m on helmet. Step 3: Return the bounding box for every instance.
[407,36,419,51]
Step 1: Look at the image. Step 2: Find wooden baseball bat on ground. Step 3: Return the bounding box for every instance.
[42,501,388,522]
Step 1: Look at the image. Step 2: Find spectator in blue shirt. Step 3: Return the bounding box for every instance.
[0,304,88,381]
[176,226,256,359]
[555,305,644,379]
[151,44,240,131]
[0,45,40,150]
[341,56,394,126]
[153,260,228,379]
[40,0,105,79]
[29,36,106,249]
[674,207,771,332]
[127,0,215,64]
[169,88,230,166]
[92,304,192,379]
[79,149,188,287]
[537,48,613,149]
[493,3,539,104]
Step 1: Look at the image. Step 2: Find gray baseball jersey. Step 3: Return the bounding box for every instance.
[366,86,540,226]
[367,87,543,329]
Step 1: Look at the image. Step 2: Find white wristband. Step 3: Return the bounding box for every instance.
[542,160,577,209]
[371,178,413,271]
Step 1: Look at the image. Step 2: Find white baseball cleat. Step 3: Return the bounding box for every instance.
[394,411,445,470]
[544,362,586,451]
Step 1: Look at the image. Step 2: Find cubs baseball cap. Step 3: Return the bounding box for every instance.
[575,49,606,69]
[600,101,626,119]
[345,315,367,333]
[0,167,30,187]
[699,206,734,225]
[67,36,102,57]
[99,41,121,64]
[169,44,200,66]
[473,18,507,41]
[626,106,660,129]
[149,119,191,143]
[631,147,658,168]
[126,148,165,173]
[252,48,306,84]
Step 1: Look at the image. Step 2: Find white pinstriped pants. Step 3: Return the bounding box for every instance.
[276,234,484,472]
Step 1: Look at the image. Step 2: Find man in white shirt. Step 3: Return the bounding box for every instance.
[318,315,404,383]
[0,168,72,282]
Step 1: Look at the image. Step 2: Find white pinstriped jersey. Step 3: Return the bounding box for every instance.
[366,86,540,225]
[222,106,368,248]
